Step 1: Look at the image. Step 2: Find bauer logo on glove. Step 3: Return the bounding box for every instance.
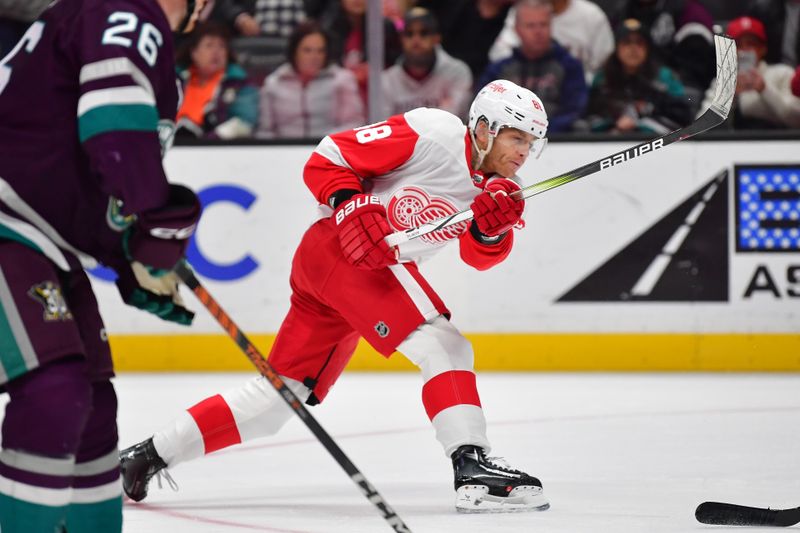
[332,193,398,270]
[334,195,383,225]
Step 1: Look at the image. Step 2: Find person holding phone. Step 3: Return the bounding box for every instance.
[699,16,800,128]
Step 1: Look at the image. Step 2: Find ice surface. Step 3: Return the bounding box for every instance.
[115,372,800,532]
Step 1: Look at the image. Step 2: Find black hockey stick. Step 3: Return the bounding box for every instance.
[386,34,737,247]
[696,502,800,527]
[174,261,413,533]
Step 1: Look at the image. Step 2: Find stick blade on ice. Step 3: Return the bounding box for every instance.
[695,502,800,527]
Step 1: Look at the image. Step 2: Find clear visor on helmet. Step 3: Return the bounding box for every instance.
[530,137,548,159]
[493,127,549,160]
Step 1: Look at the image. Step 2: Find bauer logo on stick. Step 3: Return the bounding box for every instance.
[599,138,665,170]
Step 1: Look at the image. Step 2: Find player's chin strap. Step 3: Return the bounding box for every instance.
[469,118,498,172]
[175,0,196,33]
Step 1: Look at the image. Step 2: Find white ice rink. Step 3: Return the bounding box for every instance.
[116,372,800,533]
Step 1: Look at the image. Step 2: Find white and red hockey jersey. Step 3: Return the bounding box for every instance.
[304,107,519,270]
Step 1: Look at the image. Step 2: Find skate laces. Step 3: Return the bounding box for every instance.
[483,454,524,475]
[153,468,179,493]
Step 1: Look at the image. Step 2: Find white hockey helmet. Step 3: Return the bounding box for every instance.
[468,80,549,168]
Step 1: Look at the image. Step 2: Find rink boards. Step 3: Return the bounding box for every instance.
[89,139,800,371]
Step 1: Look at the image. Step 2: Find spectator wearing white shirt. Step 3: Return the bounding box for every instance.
[488,0,614,82]
[381,8,473,119]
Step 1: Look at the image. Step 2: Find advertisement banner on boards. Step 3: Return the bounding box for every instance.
[87,141,798,370]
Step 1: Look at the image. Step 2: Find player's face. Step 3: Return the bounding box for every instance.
[482,128,536,177]
[191,35,228,77]
[295,33,327,78]
[515,5,551,59]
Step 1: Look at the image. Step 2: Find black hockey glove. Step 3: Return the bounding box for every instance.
[115,184,201,325]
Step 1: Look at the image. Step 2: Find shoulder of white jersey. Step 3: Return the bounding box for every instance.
[403,107,466,145]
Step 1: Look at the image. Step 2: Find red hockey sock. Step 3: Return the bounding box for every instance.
[421,370,482,420]
[187,394,242,454]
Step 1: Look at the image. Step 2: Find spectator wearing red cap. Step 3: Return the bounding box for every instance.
[698,16,800,129]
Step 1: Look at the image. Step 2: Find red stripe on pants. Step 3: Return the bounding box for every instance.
[187,394,242,454]
[421,370,481,420]
[402,262,450,317]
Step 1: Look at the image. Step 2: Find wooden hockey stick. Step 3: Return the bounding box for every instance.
[696,501,800,527]
[385,35,737,247]
[174,261,413,533]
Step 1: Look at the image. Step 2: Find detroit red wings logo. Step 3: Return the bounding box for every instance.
[387,187,468,244]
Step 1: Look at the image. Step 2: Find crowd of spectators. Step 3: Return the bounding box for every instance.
[2,0,800,139]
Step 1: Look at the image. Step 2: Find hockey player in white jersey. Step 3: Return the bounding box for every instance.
[121,79,551,513]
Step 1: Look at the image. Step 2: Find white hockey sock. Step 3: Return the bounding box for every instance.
[153,375,310,467]
[398,316,491,457]
[153,410,204,467]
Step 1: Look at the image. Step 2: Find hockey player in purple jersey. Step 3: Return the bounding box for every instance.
[0,0,206,531]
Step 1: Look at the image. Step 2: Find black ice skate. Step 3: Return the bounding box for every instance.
[451,445,549,513]
[119,437,175,502]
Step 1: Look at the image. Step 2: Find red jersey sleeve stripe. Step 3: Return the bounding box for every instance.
[304,151,363,205]
[329,115,419,178]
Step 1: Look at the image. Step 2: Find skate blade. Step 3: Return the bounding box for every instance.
[455,485,550,514]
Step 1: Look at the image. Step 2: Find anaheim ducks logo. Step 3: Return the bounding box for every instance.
[28,281,73,321]
[387,187,468,244]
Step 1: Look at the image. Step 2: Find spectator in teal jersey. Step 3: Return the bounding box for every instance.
[586,18,690,134]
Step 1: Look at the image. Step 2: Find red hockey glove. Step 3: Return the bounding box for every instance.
[333,194,397,270]
[470,178,525,237]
